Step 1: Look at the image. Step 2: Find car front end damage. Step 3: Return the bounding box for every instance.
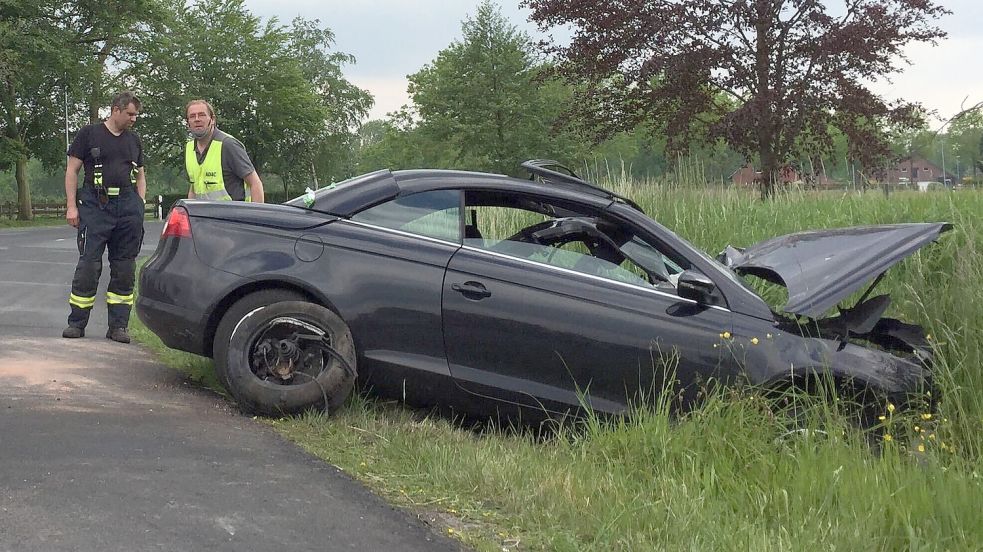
[719,223,950,411]
[772,307,938,412]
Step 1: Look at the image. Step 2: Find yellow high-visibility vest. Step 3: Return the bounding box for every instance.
[185,140,251,201]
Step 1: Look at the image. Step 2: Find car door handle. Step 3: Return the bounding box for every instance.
[451,281,491,299]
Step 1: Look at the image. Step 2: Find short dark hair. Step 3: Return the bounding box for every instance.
[110,91,141,112]
[186,99,216,120]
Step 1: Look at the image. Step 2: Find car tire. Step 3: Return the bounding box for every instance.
[213,290,306,391]
[213,291,356,416]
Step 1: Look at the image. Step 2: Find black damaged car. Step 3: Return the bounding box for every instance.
[136,160,949,418]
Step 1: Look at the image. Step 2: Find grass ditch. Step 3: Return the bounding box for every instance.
[132,185,983,551]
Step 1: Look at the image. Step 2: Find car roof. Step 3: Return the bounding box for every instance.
[287,164,637,217]
[393,169,627,210]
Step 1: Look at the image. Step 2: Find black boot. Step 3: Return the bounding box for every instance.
[62,326,85,338]
[106,327,131,343]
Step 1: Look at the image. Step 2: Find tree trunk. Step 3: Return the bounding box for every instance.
[759,146,777,199]
[15,154,32,221]
[754,12,775,200]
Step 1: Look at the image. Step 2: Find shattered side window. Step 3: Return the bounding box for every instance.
[351,190,461,242]
[462,190,682,292]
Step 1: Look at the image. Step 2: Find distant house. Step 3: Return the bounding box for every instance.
[730,164,799,187]
[883,155,956,188]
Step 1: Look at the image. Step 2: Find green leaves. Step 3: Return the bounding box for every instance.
[128,0,371,193]
[361,1,587,176]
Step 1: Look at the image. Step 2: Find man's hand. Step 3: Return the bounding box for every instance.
[65,155,83,227]
[66,205,79,228]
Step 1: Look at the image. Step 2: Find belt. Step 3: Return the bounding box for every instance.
[84,184,134,197]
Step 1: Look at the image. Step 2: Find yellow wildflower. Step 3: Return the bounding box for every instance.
[887,403,896,413]
[883,434,893,442]
[447,528,455,535]
[721,331,732,339]
[918,444,925,453]
[921,413,933,420]
[751,337,759,345]
[914,425,920,432]
[926,334,932,341]
[878,415,886,421]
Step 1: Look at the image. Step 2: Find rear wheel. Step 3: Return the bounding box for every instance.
[213,290,356,416]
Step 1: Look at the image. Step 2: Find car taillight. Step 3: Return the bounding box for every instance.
[162,206,192,238]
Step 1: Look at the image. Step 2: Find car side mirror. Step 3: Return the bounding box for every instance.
[677,269,716,304]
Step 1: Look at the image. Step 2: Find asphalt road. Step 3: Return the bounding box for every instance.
[0,222,462,552]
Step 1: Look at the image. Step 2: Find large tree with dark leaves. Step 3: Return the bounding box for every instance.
[524,0,948,195]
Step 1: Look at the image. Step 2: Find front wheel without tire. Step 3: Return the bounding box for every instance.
[214,296,356,416]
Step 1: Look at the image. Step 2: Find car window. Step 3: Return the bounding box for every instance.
[352,190,460,242]
[464,191,688,293]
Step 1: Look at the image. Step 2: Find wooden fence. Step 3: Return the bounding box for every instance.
[0,196,166,220]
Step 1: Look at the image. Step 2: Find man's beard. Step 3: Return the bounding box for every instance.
[190,125,212,139]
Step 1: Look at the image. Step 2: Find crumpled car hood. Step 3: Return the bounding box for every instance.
[719,223,952,318]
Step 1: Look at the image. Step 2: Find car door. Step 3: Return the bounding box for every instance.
[442,198,738,415]
[332,189,461,394]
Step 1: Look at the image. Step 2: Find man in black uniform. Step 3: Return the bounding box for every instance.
[62,91,147,343]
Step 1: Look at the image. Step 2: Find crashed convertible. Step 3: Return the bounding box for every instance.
[136,160,950,418]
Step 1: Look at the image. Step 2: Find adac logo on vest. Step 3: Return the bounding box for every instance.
[205,171,218,177]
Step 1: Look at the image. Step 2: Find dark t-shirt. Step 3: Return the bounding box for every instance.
[193,129,255,201]
[68,123,144,188]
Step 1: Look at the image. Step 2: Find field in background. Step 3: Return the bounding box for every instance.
[134,183,983,551]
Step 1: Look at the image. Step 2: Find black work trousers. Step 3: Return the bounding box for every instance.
[67,186,145,330]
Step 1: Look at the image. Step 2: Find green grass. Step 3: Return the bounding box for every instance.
[0,216,66,228]
[134,186,983,551]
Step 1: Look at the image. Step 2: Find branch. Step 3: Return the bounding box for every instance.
[931,99,983,136]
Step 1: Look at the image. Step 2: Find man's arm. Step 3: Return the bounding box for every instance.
[188,183,196,199]
[244,171,264,203]
[65,156,83,228]
[136,167,146,201]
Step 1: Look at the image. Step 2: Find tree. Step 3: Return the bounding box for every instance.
[281,17,373,186]
[0,0,163,219]
[0,0,78,219]
[130,0,370,194]
[979,133,983,179]
[403,1,585,176]
[525,0,948,196]
[946,107,982,184]
[56,0,166,122]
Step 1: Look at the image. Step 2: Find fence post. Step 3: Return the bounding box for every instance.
[156,195,163,219]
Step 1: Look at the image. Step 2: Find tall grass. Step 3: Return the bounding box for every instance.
[279,185,983,551]
[136,182,983,551]
[621,182,983,458]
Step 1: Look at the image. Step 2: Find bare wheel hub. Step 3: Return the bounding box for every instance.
[250,317,329,384]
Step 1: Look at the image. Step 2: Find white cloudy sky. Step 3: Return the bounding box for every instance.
[244,0,981,125]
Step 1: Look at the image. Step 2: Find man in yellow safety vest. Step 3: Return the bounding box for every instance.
[185,99,265,203]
